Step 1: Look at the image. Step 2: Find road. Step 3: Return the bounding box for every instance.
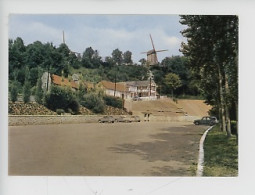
[9,122,208,176]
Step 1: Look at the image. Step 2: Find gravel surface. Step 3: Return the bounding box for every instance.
[9,122,208,176]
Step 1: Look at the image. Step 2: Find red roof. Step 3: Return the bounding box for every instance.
[52,74,78,89]
[101,80,126,92]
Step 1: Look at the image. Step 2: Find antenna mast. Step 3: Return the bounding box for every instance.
[62,31,66,44]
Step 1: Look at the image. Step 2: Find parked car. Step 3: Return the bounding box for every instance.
[132,96,141,101]
[129,116,141,122]
[98,116,115,123]
[194,116,218,126]
[115,116,132,123]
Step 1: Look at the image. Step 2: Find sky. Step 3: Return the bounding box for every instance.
[9,14,187,63]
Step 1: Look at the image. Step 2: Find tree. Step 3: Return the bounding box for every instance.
[45,85,80,114]
[180,15,238,137]
[161,56,190,96]
[123,50,133,65]
[112,48,123,65]
[164,73,182,99]
[10,81,19,102]
[35,77,44,104]
[23,80,31,103]
[139,58,147,66]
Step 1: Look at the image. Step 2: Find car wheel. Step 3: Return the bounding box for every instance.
[195,121,199,125]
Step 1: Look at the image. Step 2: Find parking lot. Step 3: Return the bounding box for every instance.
[9,122,208,176]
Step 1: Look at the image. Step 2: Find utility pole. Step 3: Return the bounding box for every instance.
[114,66,117,97]
[149,77,151,97]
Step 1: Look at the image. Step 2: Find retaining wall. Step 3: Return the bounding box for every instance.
[8,115,104,126]
[9,115,201,126]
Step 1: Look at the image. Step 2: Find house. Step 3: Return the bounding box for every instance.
[41,72,78,92]
[101,80,128,99]
[101,79,157,100]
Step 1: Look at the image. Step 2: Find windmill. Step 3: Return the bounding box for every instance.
[141,34,168,66]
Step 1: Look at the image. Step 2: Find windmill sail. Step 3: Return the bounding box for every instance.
[141,34,168,66]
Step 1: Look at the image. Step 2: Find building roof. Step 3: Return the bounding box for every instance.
[125,80,156,87]
[52,74,78,89]
[101,80,126,92]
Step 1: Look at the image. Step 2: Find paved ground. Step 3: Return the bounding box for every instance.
[9,122,208,176]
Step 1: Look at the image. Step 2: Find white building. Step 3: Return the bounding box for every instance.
[101,80,157,100]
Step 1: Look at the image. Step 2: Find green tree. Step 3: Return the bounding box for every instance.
[45,85,80,114]
[81,93,105,113]
[180,15,238,137]
[123,50,133,65]
[10,81,19,102]
[112,48,123,65]
[164,73,182,99]
[23,80,31,103]
[139,58,147,66]
[35,77,44,104]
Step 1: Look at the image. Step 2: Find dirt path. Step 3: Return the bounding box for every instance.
[9,122,208,176]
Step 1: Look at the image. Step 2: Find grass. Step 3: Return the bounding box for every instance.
[203,125,238,176]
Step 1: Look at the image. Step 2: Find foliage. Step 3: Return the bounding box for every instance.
[203,125,238,176]
[23,80,31,103]
[123,50,133,65]
[180,15,238,135]
[44,85,79,114]
[81,92,105,113]
[10,81,19,102]
[103,95,123,109]
[35,77,44,104]
[112,48,123,65]
[56,109,65,115]
[164,73,182,98]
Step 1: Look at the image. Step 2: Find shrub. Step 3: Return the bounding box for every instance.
[10,81,19,102]
[103,95,123,108]
[231,121,237,135]
[81,92,105,113]
[45,85,80,114]
[35,77,44,104]
[56,109,65,115]
[23,80,31,103]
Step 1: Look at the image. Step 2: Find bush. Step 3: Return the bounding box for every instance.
[45,85,80,114]
[81,92,105,113]
[231,121,237,135]
[56,109,65,115]
[10,81,19,102]
[103,95,123,108]
[35,77,44,104]
[23,80,31,103]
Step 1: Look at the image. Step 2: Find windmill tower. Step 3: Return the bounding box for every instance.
[141,34,168,66]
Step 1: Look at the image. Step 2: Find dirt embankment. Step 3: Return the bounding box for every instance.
[9,102,128,116]
[128,98,211,117]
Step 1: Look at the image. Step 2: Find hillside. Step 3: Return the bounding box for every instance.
[126,98,211,118]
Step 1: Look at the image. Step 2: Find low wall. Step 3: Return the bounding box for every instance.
[9,115,201,126]
[8,115,104,126]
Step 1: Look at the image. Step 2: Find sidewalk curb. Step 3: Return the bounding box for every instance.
[196,126,214,176]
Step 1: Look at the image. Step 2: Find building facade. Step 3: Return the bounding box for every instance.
[101,80,157,100]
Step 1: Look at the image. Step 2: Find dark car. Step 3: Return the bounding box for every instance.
[98,116,115,123]
[194,116,218,126]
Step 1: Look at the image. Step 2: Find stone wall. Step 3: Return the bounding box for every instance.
[9,114,200,126]
[9,115,104,126]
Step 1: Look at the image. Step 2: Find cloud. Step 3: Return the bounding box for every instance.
[9,15,186,63]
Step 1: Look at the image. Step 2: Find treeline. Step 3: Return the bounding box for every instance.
[9,37,148,88]
[9,37,202,99]
[180,15,238,137]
